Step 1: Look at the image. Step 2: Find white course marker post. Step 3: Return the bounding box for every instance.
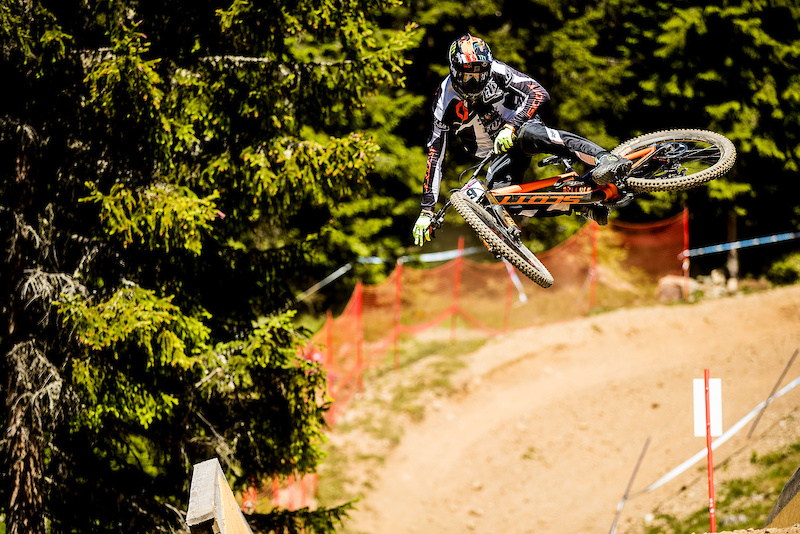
[694,370,722,533]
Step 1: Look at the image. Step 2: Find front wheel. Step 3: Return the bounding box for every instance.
[612,129,736,193]
[449,191,554,288]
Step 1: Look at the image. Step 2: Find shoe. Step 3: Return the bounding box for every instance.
[592,153,632,185]
[575,205,610,226]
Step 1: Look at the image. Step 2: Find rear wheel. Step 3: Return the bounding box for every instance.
[612,129,736,193]
[449,191,554,288]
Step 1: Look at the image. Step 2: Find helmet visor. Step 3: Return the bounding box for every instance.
[456,68,490,94]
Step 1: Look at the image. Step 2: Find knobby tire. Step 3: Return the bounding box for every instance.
[449,191,554,288]
[612,129,736,193]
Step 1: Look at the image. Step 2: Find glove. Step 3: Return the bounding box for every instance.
[413,212,433,246]
[494,125,515,154]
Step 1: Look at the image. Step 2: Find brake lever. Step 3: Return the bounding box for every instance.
[428,200,452,240]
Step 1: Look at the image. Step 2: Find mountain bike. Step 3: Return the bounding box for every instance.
[428,128,737,288]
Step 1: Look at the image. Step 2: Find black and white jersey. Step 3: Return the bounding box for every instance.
[421,60,549,212]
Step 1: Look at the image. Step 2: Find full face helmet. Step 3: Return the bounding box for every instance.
[448,34,493,100]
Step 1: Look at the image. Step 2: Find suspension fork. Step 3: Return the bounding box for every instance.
[431,153,526,240]
[466,154,523,239]
[483,191,523,239]
[430,153,494,237]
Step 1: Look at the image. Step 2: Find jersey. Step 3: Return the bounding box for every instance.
[421,60,550,212]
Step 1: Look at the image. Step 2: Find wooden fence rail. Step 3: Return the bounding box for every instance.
[186,458,253,534]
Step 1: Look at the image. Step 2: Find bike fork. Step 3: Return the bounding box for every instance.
[489,203,522,239]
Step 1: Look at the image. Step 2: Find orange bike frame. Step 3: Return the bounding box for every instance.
[489,171,621,207]
[486,149,652,208]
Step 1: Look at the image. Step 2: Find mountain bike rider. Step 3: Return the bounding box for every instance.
[413,33,632,246]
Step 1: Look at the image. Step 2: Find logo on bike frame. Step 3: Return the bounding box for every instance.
[496,193,588,205]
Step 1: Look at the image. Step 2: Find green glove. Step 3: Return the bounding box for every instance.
[494,125,515,154]
[413,212,433,246]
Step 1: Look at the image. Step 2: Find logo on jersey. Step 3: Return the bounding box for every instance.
[480,111,503,136]
[433,117,450,131]
[455,101,468,122]
[481,78,503,104]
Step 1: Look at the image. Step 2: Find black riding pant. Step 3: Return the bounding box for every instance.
[486,117,608,190]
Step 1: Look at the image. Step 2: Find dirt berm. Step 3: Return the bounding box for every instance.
[345,284,800,534]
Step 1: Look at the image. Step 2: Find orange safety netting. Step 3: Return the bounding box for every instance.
[308,212,687,423]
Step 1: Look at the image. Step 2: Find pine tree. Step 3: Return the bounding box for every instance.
[0,0,418,532]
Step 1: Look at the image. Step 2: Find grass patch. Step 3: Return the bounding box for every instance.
[369,335,488,378]
[315,443,352,507]
[644,439,800,533]
[316,334,489,512]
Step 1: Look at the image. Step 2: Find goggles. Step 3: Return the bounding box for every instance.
[457,69,489,92]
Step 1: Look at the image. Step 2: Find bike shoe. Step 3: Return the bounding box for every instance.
[592,153,632,185]
[575,205,610,226]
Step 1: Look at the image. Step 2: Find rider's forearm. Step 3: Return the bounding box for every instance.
[421,133,447,212]
[421,192,436,213]
[508,78,550,130]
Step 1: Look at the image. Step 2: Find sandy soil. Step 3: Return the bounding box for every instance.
[339,284,800,534]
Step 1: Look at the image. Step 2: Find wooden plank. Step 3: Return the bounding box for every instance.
[186,458,254,534]
[766,466,800,528]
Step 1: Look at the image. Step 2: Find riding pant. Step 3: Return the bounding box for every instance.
[486,117,607,190]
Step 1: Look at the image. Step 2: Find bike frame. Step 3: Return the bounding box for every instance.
[481,145,658,209]
[489,172,619,208]
[431,144,662,238]
[428,128,734,286]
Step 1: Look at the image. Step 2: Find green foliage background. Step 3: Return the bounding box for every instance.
[393,0,800,275]
[1,0,799,533]
[1,0,418,532]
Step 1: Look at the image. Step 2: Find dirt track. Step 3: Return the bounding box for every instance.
[342,284,800,534]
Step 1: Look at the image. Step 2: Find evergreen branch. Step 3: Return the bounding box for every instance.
[248,503,357,534]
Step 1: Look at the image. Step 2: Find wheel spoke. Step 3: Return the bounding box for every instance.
[613,129,736,193]
[633,141,723,181]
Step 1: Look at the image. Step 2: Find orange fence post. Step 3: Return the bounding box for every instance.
[355,281,364,392]
[287,473,295,511]
[704,369,717,532]
[325,310,333,367]
[324,310,337,425]
[451,236,465,341]
[393,260,403,370]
